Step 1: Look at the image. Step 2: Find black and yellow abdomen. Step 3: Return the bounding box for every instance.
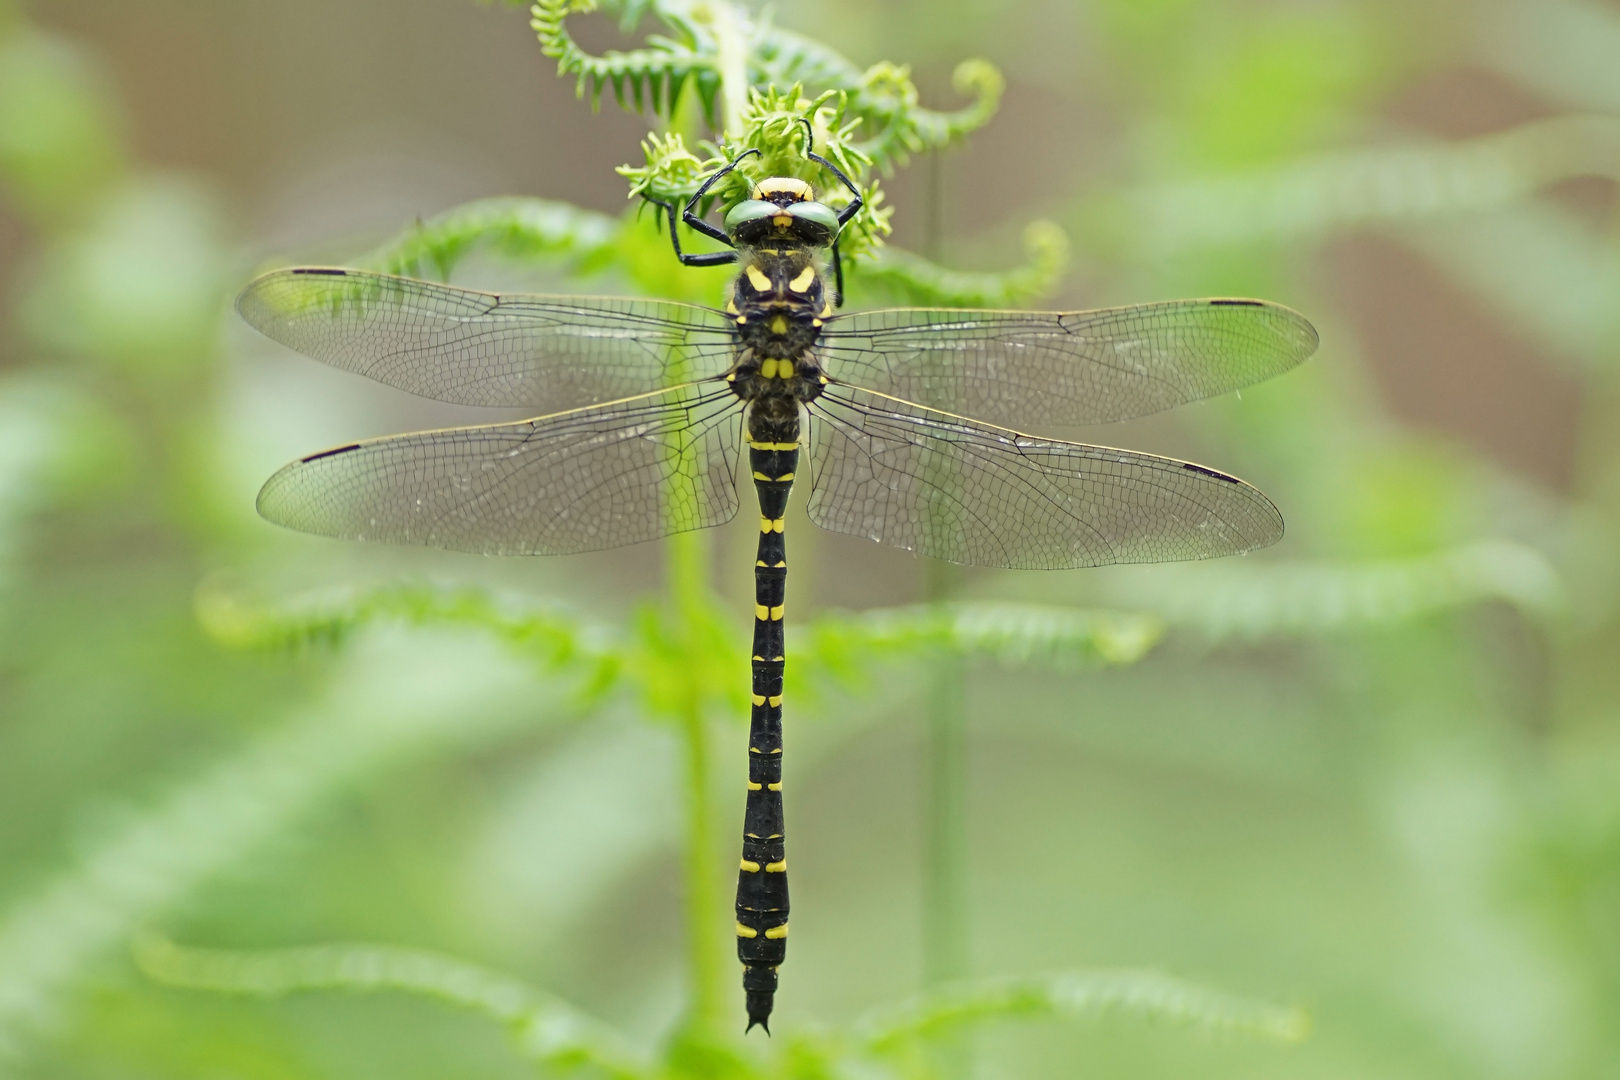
[726,235,830,1033]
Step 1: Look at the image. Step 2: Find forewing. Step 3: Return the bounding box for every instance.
[238,268,740,409]
[817,299,1318,428]
[806,387,1283,570]
[257,385,743,555]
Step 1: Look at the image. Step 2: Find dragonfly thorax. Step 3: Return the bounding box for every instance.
[728,244,832,363]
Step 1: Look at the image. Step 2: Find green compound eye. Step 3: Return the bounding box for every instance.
[786,201,840,235]
[724,200,778,231]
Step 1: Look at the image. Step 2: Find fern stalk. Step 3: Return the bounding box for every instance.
[666,528,728,1037]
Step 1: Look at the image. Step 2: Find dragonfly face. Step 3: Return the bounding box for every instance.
[238,136,1319,1034]
[723,176,842,250]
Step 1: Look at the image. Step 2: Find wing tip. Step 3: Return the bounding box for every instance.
[235,266,380,330]
[1204,297,1321,357]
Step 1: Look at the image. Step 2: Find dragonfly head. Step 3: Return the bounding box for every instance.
[751,176,814,207]
[725,177,842,249]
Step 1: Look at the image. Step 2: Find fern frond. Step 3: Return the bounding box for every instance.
[804,602,1162,677]
[851,220,1071,306]
[361,196,620,281]
[1403,204,1620,369]
[852,58,1004,167]
[194,579,616,683]
[856,969,1308,1052]
[0,636,558,1054]
[531,0,1004,168]
[135,937,645,1079]
[1094,540,1565,642]
[619,87,895,260]
[751,25,864,91]
[531,0,715,123]
[1120,114,1620,256]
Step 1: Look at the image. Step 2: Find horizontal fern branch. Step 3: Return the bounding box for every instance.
[855,969,1309,1052]
[1114,114,1620,255]
[135,937,645,1079]
[1092,539,1565,642]
[360,196,621,282]
[850,220,1071,307]
[803,602,1164,679]
[194,579,615,681]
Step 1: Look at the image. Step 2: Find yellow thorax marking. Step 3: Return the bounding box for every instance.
[746,264,772,292]
[788,266,815,293]
[736,922,759,938]
[764,924,788,939]
[748,440,798,451]
[769,315,789,335]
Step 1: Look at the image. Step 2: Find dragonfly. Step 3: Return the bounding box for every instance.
[239,126,1319,1034]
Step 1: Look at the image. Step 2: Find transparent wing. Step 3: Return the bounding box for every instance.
[257,384,743,555]
[816,299,1318,428]
[238,268,741,409]
[806,386,1283,570]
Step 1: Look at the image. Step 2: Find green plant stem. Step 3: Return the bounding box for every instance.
[705,0,750,137]
[922,558,970,1077]
[922,654,968,986]
[668,528,725,1036]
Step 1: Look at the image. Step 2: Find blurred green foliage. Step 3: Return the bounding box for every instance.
[2,0,1620,1078]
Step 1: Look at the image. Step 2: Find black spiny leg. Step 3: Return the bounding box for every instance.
[643,147,763,268]
[795,119,861,307]
[829,240,845,309]
[646,197,738,268]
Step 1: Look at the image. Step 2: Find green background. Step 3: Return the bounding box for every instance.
[1,1,1617,1077]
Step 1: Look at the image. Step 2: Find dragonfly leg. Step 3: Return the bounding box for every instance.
[645,197,738,268]
[682,146,763,244]
[796,118,864,227]
[829,239,845,309]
